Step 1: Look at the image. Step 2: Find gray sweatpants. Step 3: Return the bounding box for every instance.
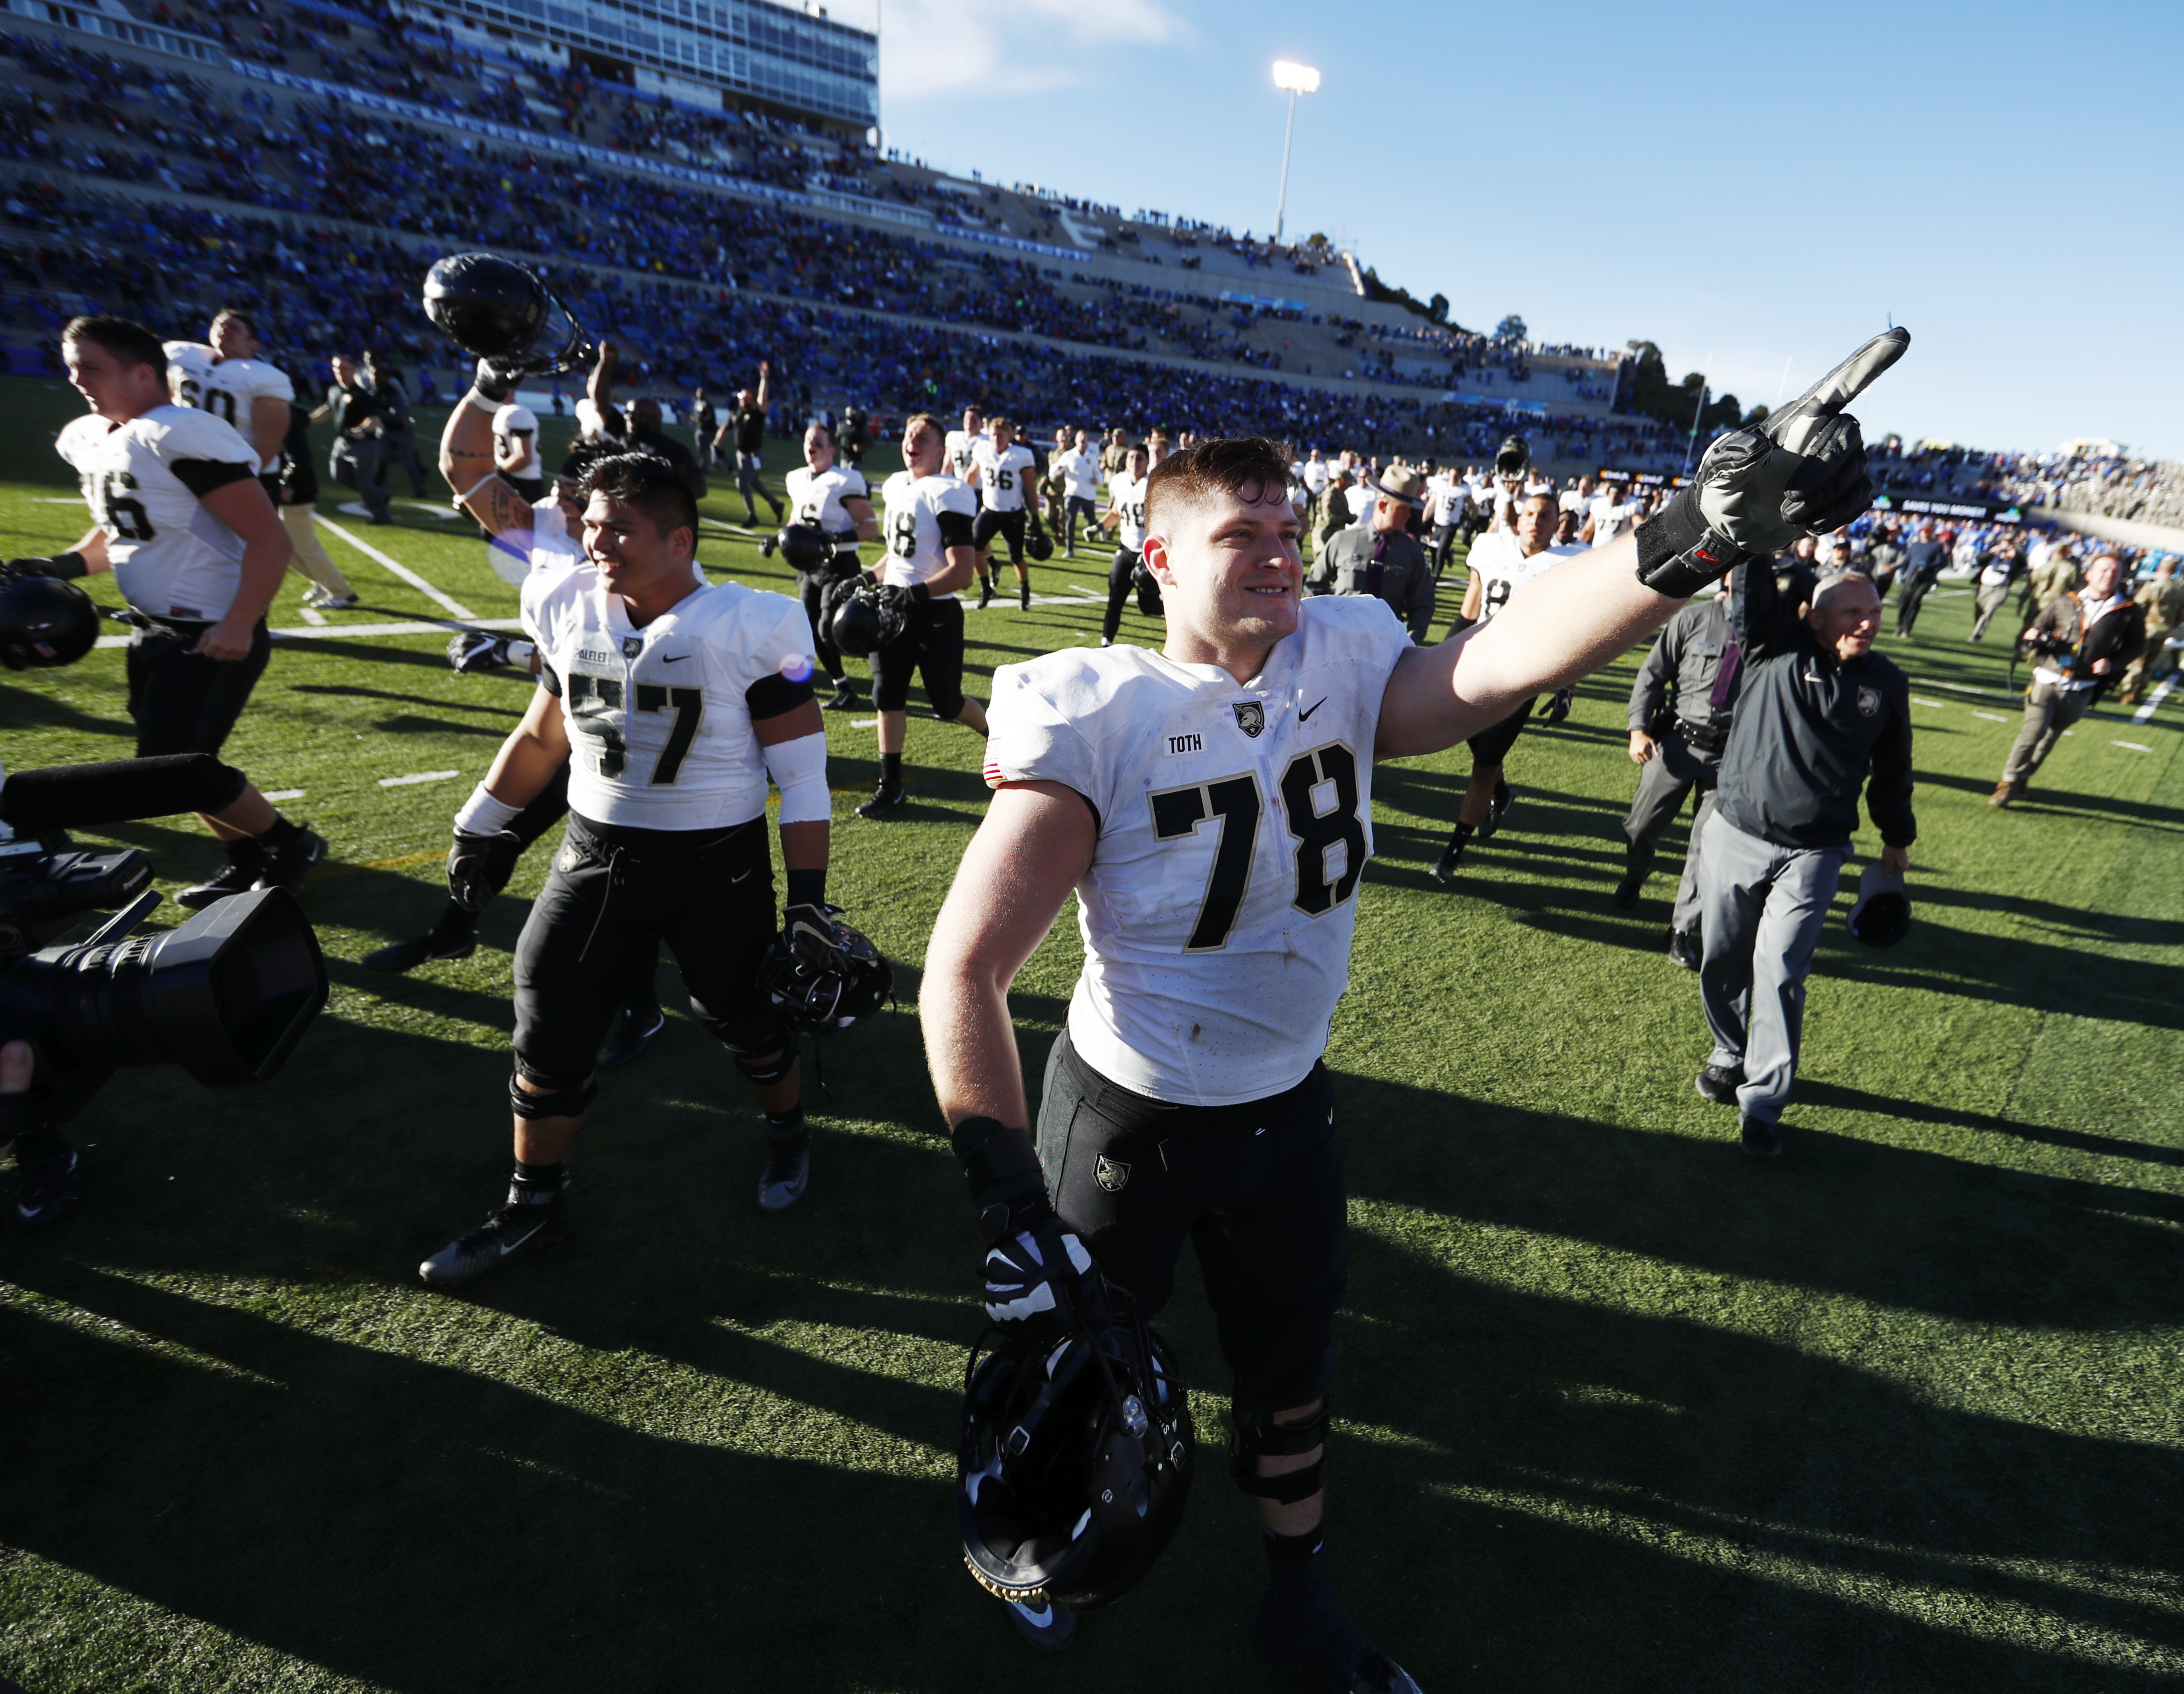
[329,438,390,523]
[1696,812,1847,1125]
[1620,728,1720,936]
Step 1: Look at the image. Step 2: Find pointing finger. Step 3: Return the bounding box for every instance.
[1786,327,1910,421]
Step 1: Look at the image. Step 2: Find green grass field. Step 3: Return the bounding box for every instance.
[0,374,2178,1692]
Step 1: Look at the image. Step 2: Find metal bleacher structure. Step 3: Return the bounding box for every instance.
[0,0,1667,465]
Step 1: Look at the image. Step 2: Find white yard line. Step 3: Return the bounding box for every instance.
[296,605,328,626]
[378,770,462,788]
[315,514,478,619]
[1970,710,2009,722]
[2132,676,2174,725]
[1910,697,1947,708]
[93,616,523,650]
[2113,741,2153,753]
[262,789,306,802]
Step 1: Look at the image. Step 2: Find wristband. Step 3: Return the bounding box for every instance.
[469,360,515,406]
[453,782,522,835]
[1634,486,1752,600]
[785,868,826,910]
[911,582,932,603]
[48,551,87,581]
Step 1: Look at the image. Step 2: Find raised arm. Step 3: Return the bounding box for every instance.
[439,386,533,538]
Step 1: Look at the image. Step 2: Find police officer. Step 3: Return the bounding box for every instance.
[1616,573,1740,968]
[1307,466,1436,642]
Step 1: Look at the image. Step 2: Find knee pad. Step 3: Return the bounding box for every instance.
[731,1045,795,1086]
[1228,1402,1331,1503]
[509,1066,597,1121]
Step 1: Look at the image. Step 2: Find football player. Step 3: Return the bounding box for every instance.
[968,416,1042,611]
[11,315,325,906]
[857,411,989,819]
[921,329,1901,1684]
[1096,442,1153,646]
[418,440,838,1284]
[784,417,879,711]
[1429,488,1588,881]
[1052,427,1102,557]
[944,404,989,487]
[493,391,545,502]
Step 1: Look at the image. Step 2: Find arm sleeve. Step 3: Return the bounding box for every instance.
[1732,557,1804,662]
[760,730,829,825]
[170,458,256,497]
[1865,681,1917,848]
[983,662,1103,829]
[742,595,820,720]
[1629,626,1675,731]
[1404,549,1434,642]
[936,509,975,550]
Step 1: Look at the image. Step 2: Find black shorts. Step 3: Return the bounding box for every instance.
[973,508,1027,562]
[511,812,783,1087]
[124,618,272,759]
[509,474,545,503]
[1467,694,1538,765]
[1035,1029,1346,1414]
[869,595,968,719]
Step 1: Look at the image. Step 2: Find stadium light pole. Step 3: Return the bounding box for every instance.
[1271,60,1320,245]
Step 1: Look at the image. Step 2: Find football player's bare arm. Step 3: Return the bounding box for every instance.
[588,340,618,414]
[439,395,532,537]
[249,396,288,469]
[481,685,573,808]
[1459,572,1483,621]
[928,543,978,598]
[196,479,292,661]
[68,527,112,574]
[843,495,878,544]
[755,361,771,412]
[922,782,1096,1131]
[1375,531,1682,759]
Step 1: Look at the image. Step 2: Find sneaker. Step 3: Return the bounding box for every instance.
[363,931,478,973]
[255,826,327,893]
[1612,870,1645,909]
[1006,1596,1076,1655]
[1667,930,1702,970]
[1254,1584,1420,1694]
[313,593,359,611]
[823,680,860,712]
[758,1127,810,1213]
[597,1004,666,1069]
[1741,1114,1783,1158]
[1696,1063,1744,1105]
[856,783,907,819]
[1429,841,1463,884]
[15,1149,82,1226]
[178,847,264,909]
[1100,635,1114,647]
[419,1188,570,1285]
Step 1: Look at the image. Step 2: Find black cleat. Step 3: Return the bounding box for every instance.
[822,680,860,712]
[1429,842,1463,884]
[597,1004,666,1069]
[1005,1596,1076,1654]
[1541,686,1574,725]
[1741,1114,1783,1158]
[419,1188,570,1285]
[1668,930,1703,971]
[1696,1064,1745,1105]
[1476,780,1513,841]
[363,930,478,973]
[856,783,907,819]
[758,1127,810,1213]
[1019,582,1031,610]
[256,826,327,894]
[178,848,263,910]
[15,1149,82,1226]
[1612,872,1645,909]
[1254,1583,1420,1693]
[977,579,994,611]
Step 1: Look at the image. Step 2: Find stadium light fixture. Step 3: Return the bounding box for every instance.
[1271,61,1320,244]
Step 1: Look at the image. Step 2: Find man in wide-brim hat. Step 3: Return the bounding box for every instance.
[1307,464,1438,642]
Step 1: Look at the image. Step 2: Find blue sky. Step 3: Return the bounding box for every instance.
[863,0,2183,460]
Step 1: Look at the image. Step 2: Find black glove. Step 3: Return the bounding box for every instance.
[4,552,87,581]
[953,1115,1109,1337]
[469,357,520,406]
[447,629,534,673]
[447,828,515,913]
[1637,328,1910,599]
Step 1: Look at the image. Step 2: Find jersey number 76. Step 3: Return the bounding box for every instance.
[1148,743,1366,951]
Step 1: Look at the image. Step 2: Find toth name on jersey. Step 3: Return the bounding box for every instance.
[879,470,977,598]
[56,405,259,620]
[522,555,816,830]
[1465,531,1587,620]
[786,463,869,550]
[983,595,1412,1105]
[165,343,294,472]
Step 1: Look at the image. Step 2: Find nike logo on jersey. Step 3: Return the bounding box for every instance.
[662,653,690,663]
[1299,697,1329,722]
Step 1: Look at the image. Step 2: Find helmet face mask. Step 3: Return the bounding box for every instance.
[422,252,593,376]
[758,914,892,1034]
[830,579,909,658]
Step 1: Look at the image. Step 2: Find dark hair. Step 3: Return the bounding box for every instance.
[1144,435,1293,533]
[582,452,699,544]
[62,314,164,375]
[212,306,257,336]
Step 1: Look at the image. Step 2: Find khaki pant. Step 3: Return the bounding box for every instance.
[2120,629,2173,700]
[280,504,355,598]
[2001,680,2094,785]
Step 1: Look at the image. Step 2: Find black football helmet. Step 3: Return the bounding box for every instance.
[758,908,893,1034]
[958,1306,1194,1613]
[1130,557,1164,619]
[1846,862,1912,947]
[830,579,911,657]
[421,252,591,376]
[0,577,99,669]
[1025,527,1055,562]
[1494,434,1531,479]
[762,523,832,573]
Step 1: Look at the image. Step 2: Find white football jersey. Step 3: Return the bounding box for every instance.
[1586,492,1637,547]
[1302,458,1330,494]
[943,427,988,486]
[971,440,1036,514]
[984,595,1412,1105]
[55,405,257,620]
[1107,471,1148,552]
[521,560,815,831]
[1467,531,1586,619]
[164,341,215,410]
[494,404,541,479]
[879,470,977,597]
[785,463,870,542]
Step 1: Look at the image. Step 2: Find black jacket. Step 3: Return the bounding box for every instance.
[2025,590,2146,701]
[1714,559,1916,851]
